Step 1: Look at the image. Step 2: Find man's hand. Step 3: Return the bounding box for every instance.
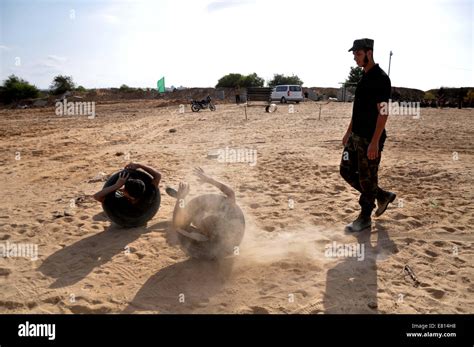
[116,171,130,187]
[194,167,213,184]
[176,182,190,200]
[93,170,129,203]
[367,141,379,160]
[125,162,140,171]
[342,132,351,147]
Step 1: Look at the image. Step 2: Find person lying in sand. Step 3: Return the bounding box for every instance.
[93,162,161,204]
[166,167,245,258]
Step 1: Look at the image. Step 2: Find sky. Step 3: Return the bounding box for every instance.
[0,0,472,90]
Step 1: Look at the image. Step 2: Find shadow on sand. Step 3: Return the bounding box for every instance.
[323,220,398,313]
[124,257,234,313]
[38,219,169,288]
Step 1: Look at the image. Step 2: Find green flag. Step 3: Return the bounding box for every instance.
[157,77,165,93]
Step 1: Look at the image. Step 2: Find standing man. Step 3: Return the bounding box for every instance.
[340,38,396,232]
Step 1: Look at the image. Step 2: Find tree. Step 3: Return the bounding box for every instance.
[466,90,474,107]
[240,73,264,88]
[76,85,86,92]
[268,74,303,87]
[120,84,133,92]
[50,75,75,95]
[0,75,39,104]
[216,73,243,88]
[345,67,363,86]
[216,73,265,88]
[423,92,435,101]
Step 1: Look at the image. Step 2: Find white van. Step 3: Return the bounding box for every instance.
[271,85,304,103]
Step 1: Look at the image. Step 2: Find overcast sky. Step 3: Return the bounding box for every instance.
[0,0,472,90]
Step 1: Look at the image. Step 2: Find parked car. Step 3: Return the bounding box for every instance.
[271,85,304,103]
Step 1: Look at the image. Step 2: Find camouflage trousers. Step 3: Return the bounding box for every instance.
[340,133,387,215]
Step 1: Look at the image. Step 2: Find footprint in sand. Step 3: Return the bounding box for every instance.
[0,267,12,276]
[393,212,409,220]
[250,306,270,314]
[69,304,113,314]
[424,249,439,258]
[42,296,63,305]
[426,288,445,299]
[0,300,25,310]
[406,218,423,228]
[294,289,309,298]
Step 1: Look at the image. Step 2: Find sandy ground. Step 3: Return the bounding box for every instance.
[0,100,472,314]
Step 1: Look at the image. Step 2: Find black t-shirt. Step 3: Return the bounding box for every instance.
[107,187,154,217]
[351,64,391,140]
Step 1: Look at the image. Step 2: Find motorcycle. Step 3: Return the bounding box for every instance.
[191,95,216,112]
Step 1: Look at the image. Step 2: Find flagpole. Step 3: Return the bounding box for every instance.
[388,51,393,77]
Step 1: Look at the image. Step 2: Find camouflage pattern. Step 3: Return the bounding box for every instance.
[340,133,387,216]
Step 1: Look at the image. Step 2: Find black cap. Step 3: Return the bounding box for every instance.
[348,38,374,52]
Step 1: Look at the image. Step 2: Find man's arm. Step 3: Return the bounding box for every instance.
[342,119,353,146]
[367,103,388,160]
[170,182,209,242]
[346,119,353,133]
[93,171,129,203]
[125,162,161,187]
[193,167,235,202]
[171,182,191,229]
[208,178,235,202]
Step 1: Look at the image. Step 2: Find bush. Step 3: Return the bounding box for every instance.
[216,73,264,88]
[0,75,39,104]
[50,75,75,95]
[240,73,264,88]
[216,73,243,88]
[268,74,303,87]
[465,90,474,106]
[424,92,435,101]
[119,84,134,92]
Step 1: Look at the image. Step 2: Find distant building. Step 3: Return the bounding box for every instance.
[338,85,355,102]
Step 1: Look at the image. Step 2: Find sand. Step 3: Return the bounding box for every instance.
[0,101,472,314]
